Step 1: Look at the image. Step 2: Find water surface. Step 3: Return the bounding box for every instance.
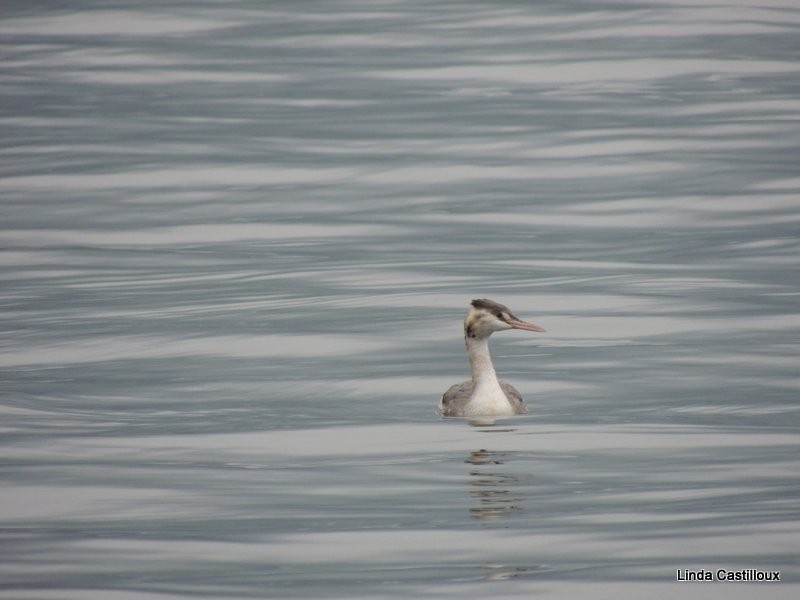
[1,0,799,598]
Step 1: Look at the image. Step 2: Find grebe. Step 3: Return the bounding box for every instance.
[438,299,545,418]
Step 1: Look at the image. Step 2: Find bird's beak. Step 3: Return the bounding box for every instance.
[507,318,546,333]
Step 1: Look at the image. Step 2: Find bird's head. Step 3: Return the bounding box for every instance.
[464,298,545,340]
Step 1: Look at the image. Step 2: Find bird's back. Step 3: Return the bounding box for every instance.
[437,380,527,417]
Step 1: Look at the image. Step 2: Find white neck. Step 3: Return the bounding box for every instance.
[464,335,514,416]
[467,335,498,386]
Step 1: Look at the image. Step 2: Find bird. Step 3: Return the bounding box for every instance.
[438,298,545,418]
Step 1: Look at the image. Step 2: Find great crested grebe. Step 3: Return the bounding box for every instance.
[438,299,545,418]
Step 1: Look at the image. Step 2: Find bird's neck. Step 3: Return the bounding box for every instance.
[466,335,500,387]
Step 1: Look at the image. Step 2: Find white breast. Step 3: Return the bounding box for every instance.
[462,380,515,417]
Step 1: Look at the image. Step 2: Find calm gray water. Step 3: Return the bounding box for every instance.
[2,1,800,598]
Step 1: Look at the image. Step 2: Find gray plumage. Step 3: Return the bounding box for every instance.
[439,380,527,417]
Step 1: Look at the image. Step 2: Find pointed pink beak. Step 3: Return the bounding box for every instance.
[507,318,546,333]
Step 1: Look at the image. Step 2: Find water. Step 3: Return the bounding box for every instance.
[2,1,800,598]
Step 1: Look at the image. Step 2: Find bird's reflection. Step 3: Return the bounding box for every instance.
[465,447,544,580]
[466,448,524,521]
[458,422,544,579]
